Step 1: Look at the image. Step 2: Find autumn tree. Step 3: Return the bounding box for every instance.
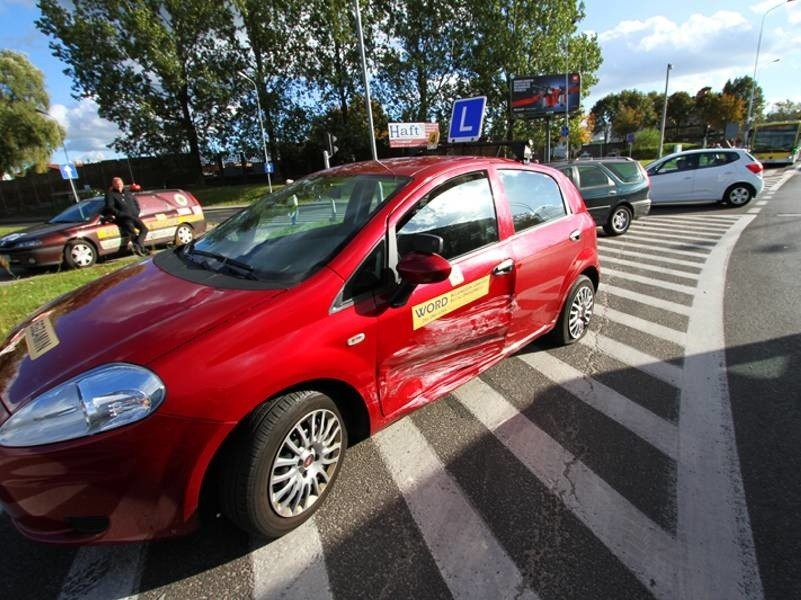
[0,50,63,175]
[766,100,801,122]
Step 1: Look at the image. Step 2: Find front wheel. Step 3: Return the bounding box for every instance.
[724,184,753,207]
[603,205,632,236]
[553,274,595,345]
[219,390,347,539]
[174,223,194,246]
[64,239,97,269]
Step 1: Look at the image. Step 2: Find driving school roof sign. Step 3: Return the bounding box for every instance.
[388,122,441,148]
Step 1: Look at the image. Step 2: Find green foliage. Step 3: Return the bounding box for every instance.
[724,76,763,121]
[766,100,801,122]
[0,51,63,175]
[633,127,660,150]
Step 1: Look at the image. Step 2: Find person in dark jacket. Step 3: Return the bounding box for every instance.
[105,177,149,255]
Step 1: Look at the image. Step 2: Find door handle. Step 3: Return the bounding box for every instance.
[569,230,581,242]
[608,189,617,195]
[492,259,514,276]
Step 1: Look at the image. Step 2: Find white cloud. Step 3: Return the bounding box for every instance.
[47,99,123,164]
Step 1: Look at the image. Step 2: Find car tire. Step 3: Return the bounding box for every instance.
[174,223,194,246]
[219,390,347,539]
[553,274,594,345]
[723,183,753,207]
[603,205,632,236]
[64,239,97,269]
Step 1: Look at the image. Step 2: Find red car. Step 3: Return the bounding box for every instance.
[0,189,206,272]
[0,156,599,543]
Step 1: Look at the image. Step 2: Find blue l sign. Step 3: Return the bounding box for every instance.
[59,163,78,180]
[448,96,487,143]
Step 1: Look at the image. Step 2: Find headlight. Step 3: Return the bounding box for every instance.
[0,363,165,448]
[15,240,43,248]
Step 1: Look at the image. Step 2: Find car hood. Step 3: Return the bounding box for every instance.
[0,222,80,246]
[0,259,285,414]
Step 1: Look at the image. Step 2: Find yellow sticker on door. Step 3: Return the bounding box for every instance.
[411,275,491,330]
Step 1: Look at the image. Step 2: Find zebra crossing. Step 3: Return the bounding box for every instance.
[1,169,794,600]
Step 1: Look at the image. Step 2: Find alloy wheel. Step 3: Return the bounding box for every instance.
[568,286,594,339]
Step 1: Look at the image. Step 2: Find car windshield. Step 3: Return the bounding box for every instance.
[49,198,105,223]
[602,161,641,183]
[186,172,409,284]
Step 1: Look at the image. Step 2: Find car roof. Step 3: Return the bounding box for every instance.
[658,148,745,160]
[320,155,525,179]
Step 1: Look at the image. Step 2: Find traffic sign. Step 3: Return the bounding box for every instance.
[264,162,274,174]
[448,96,487,143]
[561,125,569,137]
[59,163,78,180]
[625,133,635,143]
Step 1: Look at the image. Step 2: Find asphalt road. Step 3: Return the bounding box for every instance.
[0,166,797,599]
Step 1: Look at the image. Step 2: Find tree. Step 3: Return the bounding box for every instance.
[666,91,694,138]
[723,76,763,123]
[37,0,242,173]
[0,50,63,175]
[766,100,801,122]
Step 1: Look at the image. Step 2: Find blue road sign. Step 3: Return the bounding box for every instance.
[59,163,78,180]
[448,96,487,143]
[625,133,635,143]
[561,125,570,137]
[264,162,274,174]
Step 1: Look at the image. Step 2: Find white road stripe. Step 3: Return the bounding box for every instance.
[640,218,731,233]
[677,214,763,599]
[454,378,678,600]
[755,201,768,206]
[628,227,721,243]
[518,351,678,460]
[375,420,539,600]
[621,232,714,250]
[599,256,701,281]
[251,519,333,600]
[579,330,683,389]
[594,304,687,346]
[660,215,739,226]
[631,223,722,239]
[598,239,709,260]
[747,208,761,214]
[599,248,705,270]
[58,545,145,600]
[604,267,697,295]
[602,284,692,316]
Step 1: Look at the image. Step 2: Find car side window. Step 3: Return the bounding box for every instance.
[698,152,736,168]
[577,165,612,188]
[340,240,387,303]
[497,169,567,233]
[558,167,576,184]
[397,172,498,261]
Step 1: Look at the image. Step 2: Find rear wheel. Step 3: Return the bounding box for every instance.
[64,240,97,269]
[603,205,632,236]
[724,183,753,207]
[553,274,594,345]
[219,390,346,539]
[174,223,194,246]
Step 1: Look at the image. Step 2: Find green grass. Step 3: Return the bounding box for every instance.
[187,183,286,207]
[0,226,23,238]
[0,256,140,339]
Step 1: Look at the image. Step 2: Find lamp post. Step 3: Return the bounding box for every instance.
[745,0,794,146]
[239,71,272,193]
[658,63,673,158]
[354,0,378,161]
[36,109,80,203]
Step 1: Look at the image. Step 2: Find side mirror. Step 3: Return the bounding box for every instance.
[390,251,451,308]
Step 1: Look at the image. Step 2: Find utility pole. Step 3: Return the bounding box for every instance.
[658,63,673,158]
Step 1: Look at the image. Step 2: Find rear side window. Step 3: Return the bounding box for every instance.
[601,161,642,183]
[498,169,567,233]
[397,172,498,260]
[698,152,738,168]
[577,165,612,188]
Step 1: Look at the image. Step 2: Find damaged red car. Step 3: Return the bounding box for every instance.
[0,156,599,543]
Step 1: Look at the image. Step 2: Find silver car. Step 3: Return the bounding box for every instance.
[645,148,764,207]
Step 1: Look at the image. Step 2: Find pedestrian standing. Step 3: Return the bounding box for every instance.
[105,177,149,255]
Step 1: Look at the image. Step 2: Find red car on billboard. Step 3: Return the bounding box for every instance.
[0,156,599,543]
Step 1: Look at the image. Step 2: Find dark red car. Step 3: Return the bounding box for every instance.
[0,156,599,543]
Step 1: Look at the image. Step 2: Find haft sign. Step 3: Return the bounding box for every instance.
[388,122,440,149]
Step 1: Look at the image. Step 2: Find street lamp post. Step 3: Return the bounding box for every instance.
[354,0,378,161]
[745,0,794,146]
[658,63,673,158]
[36,109,80,203]
[239,71,272,193]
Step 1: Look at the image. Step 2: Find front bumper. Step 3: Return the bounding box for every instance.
[0,413,234,544]
[1,246,64,269]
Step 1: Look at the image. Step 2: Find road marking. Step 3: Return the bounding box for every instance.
[677,213,763,599]
[251,519,333,600]
[639,218,731,232]
[520,352,678,459]
[620,232,714,250]
[775,213,801,217]
[598,239,708,260]
[601,284,692,316]
[580,330,683,389]
[747,208,761,214]
[603,267,697,295]
[599,247,705,270]
[594,304,687,345]
[599,256,701,281]
[58,544,145,600]
[375,419,539,600]
[454,378,678,600]
[627,227,721,243]
[632,222,723,239]
[755,201,768,206]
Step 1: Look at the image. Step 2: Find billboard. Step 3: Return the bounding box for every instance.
[511,73,581,118]
[389,122,440,148]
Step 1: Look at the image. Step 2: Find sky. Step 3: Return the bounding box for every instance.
[1,0,799,164]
